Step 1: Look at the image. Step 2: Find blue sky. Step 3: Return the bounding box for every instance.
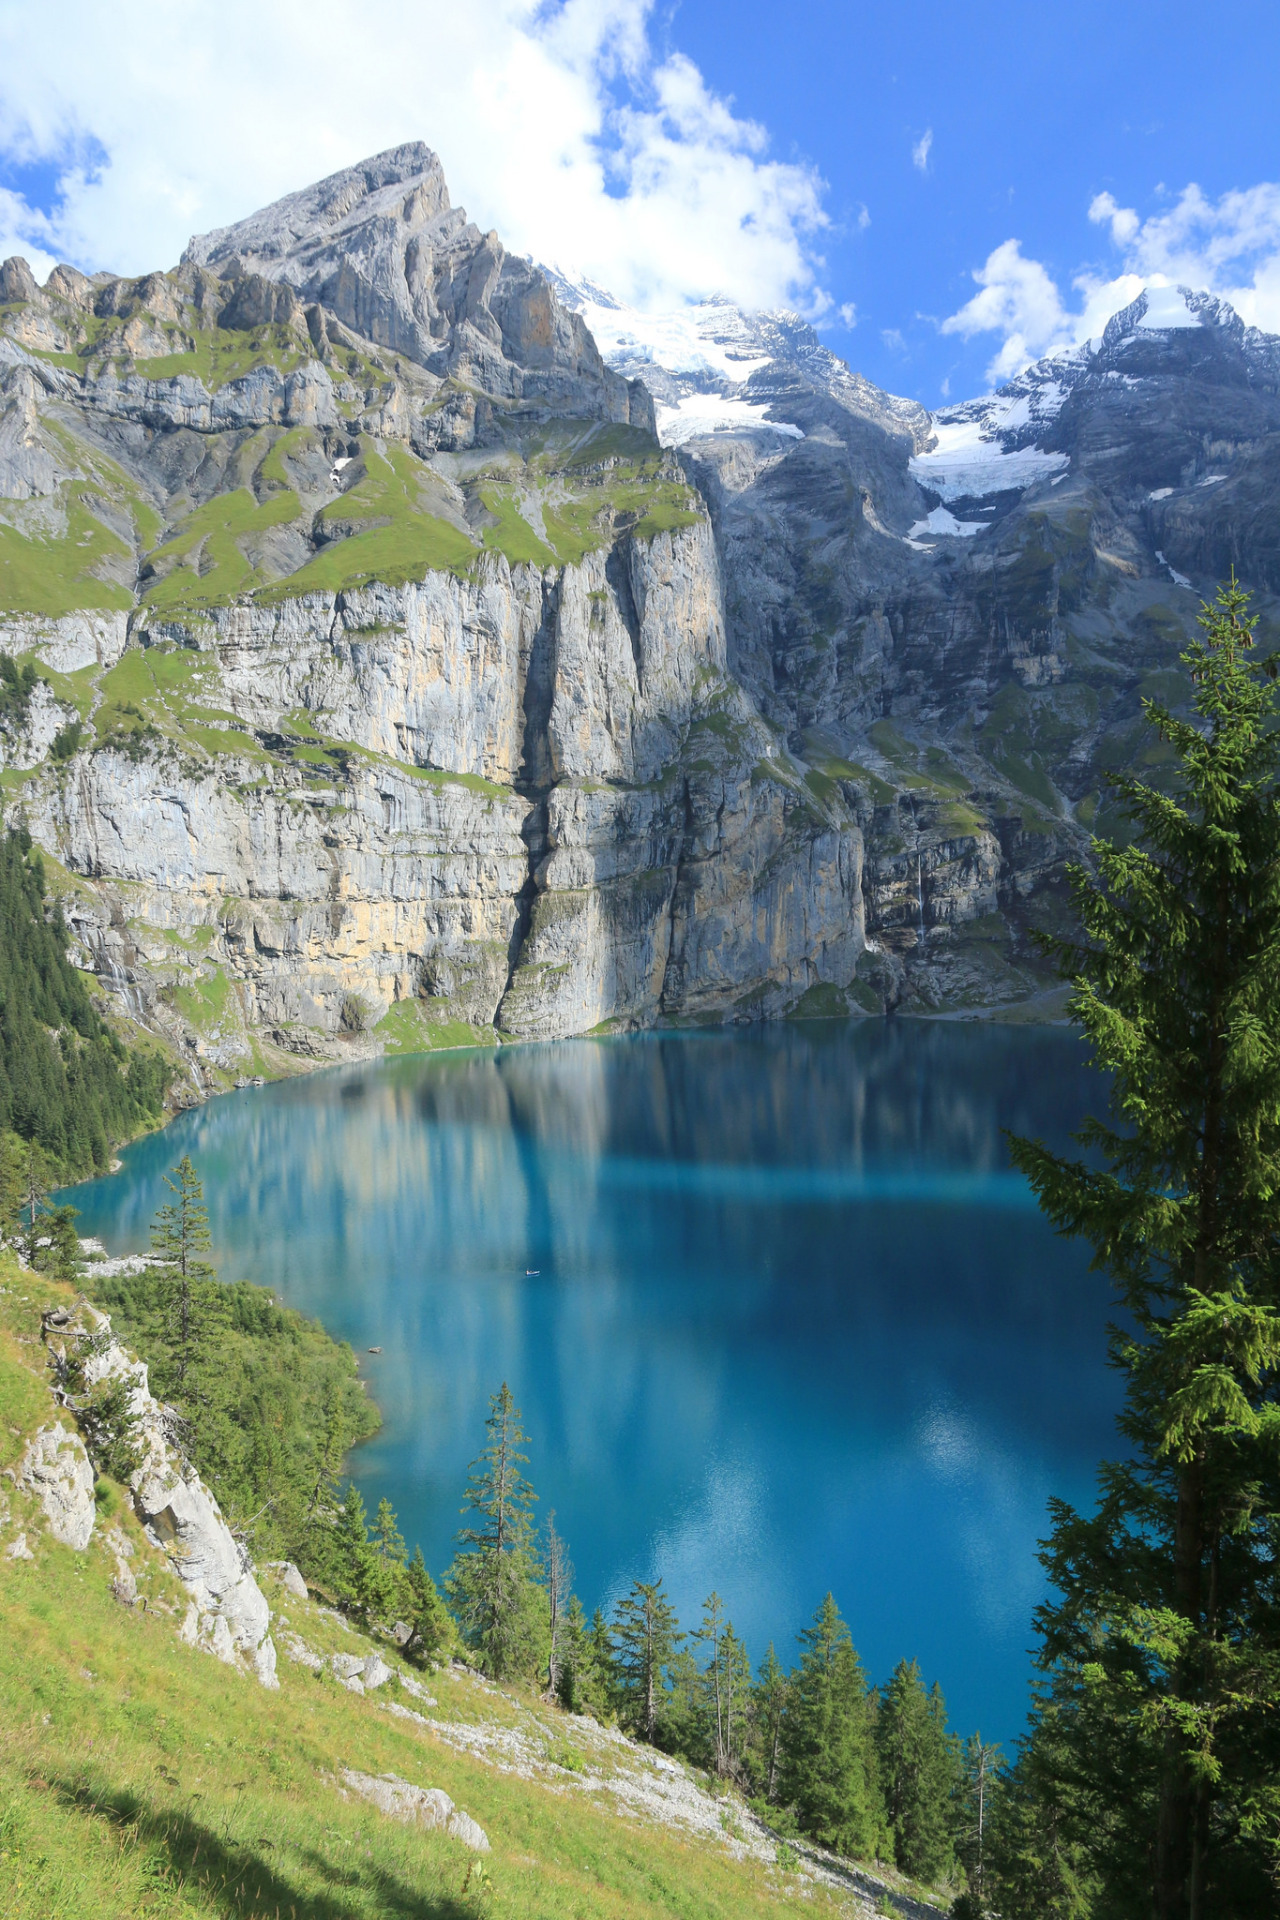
[0,0,1277,404]
[662,0,1280,397]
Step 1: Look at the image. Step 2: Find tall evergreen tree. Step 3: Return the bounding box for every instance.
[404,1546,452,1664]
[752,1643,791,1804]
[445,1382,547,1679]
[149,1155,225,1425]
[874,1659,960,1883]
[777,1593,882,1860]
[612,1578,683,1743]
[544,1510,572,1697]
[1009,579,1280,1917]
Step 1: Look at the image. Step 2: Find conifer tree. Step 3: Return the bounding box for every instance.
[955,1734,1003,1916]
[332,1482,379,1615]
[612,1578,683,1742]
[752,1643,791,1803]
[777,1594,882,1860]
[544,1510,572,1697]
[149,1155,226,1433]
[1008,580,1280,1917]
[874,1659,960,1883]
[445,1382,547,1679]
[556,1597,615,1718]
[405,1546,452,1665]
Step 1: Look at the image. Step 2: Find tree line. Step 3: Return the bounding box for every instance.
[0,824,169,1179]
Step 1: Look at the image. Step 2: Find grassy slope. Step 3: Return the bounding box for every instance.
[0,1266,884,1920]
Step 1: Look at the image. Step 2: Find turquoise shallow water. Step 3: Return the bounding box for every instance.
[68,1019,1115,1746]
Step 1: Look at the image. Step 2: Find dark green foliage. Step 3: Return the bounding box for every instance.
[751,1643,791,1803]
[0,653,39,730]
[611,1578,683,1743]
[1005,580,1280,1918]
[404,1546,453,1664]
[556,1598,614,1718]
[84,1218,377,1570]
[776,1594,882,1861]
[49,719,82,761]
[875,1659,961,1881]
[445,1382,547,1679]
[148,1156,224,1426]
[0,829,168,1177]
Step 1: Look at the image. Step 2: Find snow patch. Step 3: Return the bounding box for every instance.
[1196,473,1226,487]
[1155,549,1194,590]
[1137,285,1202,331]
[907,506,987,540]
[656,394,803,447]
[910,415,1069,501]
[1148,487,1174,500]
[574,299,773,384]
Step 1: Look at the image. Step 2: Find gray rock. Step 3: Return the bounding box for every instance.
[17,1422,96,1548]
[46,1303,278,1685]
[265,1559,308,1600]
[339,1768,489,1851]
[4,1531,34,1560]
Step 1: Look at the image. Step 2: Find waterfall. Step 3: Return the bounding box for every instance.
[916,854,926,943]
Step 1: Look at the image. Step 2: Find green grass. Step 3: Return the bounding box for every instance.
[169,965,231,1030]
[268,443,477,596]
[375,998,492,1055]
[478,489,557,568]
[142,486,305,612]
[0,485,134,616]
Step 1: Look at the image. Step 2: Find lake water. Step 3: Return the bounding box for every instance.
[68,1019,1116,1747]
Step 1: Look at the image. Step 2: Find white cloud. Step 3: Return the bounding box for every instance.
[856,202,871,231]
[912,129,933,174]
[942,177,1280,383]
[839,301,857,327]
[0,0,829,314]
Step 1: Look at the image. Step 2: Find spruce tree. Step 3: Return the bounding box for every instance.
[1010,579,1280,1917]
[752,1643,791,1803]
[612,1578,683,1743]
[149,1155,225,1434]
[875,1659,960,1883]
[445,1382,547,1679]
[405,1547,452,1665]
[545,1511,572,1697]
[777,1594,882,1860]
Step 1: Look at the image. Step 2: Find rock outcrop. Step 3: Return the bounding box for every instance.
[17,1422,96,1549]
[339,1768,490,1852]
[41,1302,278,1685]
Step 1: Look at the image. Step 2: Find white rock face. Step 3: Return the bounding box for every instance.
[43,1303,278,1685]
[339,1769,490,1852]
[18,1422,96,1549]
[265,1559,308,1599]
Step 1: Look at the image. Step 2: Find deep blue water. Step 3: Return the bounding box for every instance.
[67,1020,1117,1747]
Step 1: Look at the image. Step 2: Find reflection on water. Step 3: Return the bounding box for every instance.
[69,1020,1115,1744]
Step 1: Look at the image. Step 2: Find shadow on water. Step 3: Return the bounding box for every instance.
[68,1020,1116,1745]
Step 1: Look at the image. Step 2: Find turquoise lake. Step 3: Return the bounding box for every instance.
[67,1019,1116,1747]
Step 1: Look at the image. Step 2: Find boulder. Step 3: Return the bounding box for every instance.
[339,1769,489,1851]
[265,1559,308,1599]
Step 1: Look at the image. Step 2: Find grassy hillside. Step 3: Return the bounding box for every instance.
[0,1263,939,1920]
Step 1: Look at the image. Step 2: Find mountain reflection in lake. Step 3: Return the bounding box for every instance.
[69,1020,1115,1744]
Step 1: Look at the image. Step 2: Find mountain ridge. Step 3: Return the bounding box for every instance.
[2,143,1278,1089]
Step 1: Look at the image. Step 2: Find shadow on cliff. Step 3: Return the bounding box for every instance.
[50,1772,473,1919]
